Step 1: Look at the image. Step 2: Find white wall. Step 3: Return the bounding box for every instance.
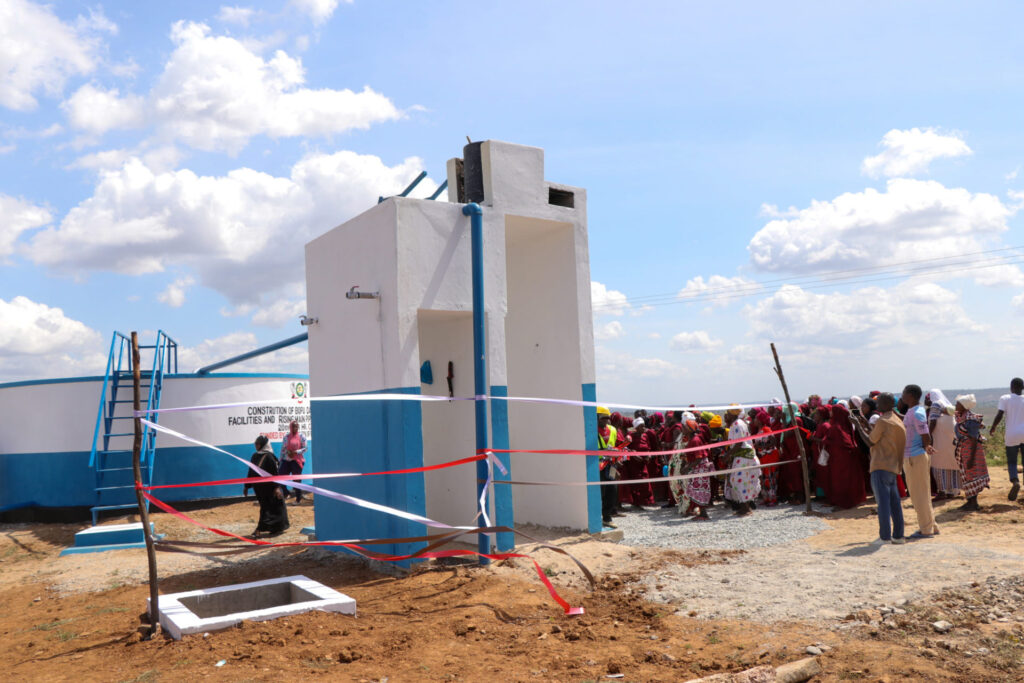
[417,310,478,526]
[504,215,589,529]
[0,380,100,454]
[305,201,397,396]
[0,375,308,455]
[161,377,311,448]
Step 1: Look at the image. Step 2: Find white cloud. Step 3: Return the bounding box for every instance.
[62,84,146,136]
[178,331,308,374]
[64,21,402,153]
[591,281,630,316]
[972,264,1024,288]
[677,274,762,308]
[291,0,345,24]
[743,281,983,348]
[747,179,1014,285]
[109,58,140,79]
[647,332,661,340]
[595,346,685,381]
[0,194,51,258]
[0,295,105,380]
[157,275,196,308]
[217,6,257,25]
[67,145,184,173]
[1013,292,1024,314]
[594,320,625,340]
[251,298,307,327]
[862,127,972,178]
[670,330,723,352]
[0,0,114,111]
[27,151,437,305]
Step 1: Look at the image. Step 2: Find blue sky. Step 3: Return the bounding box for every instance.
[2,0,1023,403]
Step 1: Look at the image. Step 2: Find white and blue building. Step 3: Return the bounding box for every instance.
[305,140,600,560]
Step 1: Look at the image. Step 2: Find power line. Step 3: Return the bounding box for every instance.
[619,244,1024,305]
[592,245,1024,313]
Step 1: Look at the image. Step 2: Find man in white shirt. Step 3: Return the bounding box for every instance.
[990,377,1024,502]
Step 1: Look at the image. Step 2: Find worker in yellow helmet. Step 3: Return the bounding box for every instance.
[597,406,621,527]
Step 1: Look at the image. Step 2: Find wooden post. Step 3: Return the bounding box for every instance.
[131,332,160,638]
[770,343,813,513]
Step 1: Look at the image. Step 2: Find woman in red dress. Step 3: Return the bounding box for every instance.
[776,403,807,504]
[810,405,832,500]
[822,404,867,509]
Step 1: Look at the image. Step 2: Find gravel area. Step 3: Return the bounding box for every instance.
[637,537,1024,623]
[612,502,829,550]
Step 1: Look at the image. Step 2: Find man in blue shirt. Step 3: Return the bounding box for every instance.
[901,384,939,538]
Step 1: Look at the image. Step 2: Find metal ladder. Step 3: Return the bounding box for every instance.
[88,331,178,525]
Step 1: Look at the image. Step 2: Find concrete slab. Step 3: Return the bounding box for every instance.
[73,522,153,547]
[152,575,356,640]
[59,522,163,555]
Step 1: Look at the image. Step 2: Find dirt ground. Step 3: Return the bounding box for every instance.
[3,480,1024,682]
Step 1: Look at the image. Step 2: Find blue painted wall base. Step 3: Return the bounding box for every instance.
[310,387,426,566]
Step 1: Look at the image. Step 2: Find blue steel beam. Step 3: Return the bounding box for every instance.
[428,180,449,200]
[196,332,308,374]
[398,171,428,197]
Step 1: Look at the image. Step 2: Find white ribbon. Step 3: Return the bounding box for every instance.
[136,392,781,417]
[140,418,476,532]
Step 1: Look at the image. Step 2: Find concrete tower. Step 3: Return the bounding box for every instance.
[304,140,599,559]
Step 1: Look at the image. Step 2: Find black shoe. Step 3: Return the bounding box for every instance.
[1009,482,1020,502]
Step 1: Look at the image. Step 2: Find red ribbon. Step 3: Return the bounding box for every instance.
[143,453,486,491]
[481,426,797,457]
[140,490,583,615]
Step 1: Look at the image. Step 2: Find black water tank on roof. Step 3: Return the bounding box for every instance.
[463,141,484,203]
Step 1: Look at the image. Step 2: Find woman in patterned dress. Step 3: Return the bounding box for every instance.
[725,419,761,516]
[680,417,714,520]
[954,394,990,512]
[927,389,961,501]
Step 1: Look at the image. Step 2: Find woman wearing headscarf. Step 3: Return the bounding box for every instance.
[776,403,807,504]
[954,394,990,512]
[659,412,682,508]
[926,389,960,501]
[680,417,713,520]
[645,413,669,504]
[724,418,761,516]
[624,417,655,508]
[609,413,632,508]
[810,405,833,500]
[823,404,867,509]
[249,434,289,537]
[706,414,727,503]
[750,408,780,506]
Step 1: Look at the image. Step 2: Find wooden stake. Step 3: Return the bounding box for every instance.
[131,332,160,638]
[770,343,813,513]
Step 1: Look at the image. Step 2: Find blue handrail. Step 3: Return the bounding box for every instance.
[89,332,127,467]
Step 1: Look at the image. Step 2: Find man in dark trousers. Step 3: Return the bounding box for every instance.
[597,406,622,528]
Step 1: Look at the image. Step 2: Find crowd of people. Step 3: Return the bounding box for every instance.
[595,378,1024,545]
